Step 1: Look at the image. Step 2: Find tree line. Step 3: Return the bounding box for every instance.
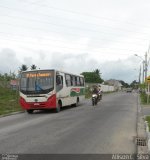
[0,65,136,88]
[0,64,37,81]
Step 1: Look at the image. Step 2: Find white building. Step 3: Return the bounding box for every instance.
[105,79,122,91]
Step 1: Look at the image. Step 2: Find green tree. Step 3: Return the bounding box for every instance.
[119,80,129,88]
[81,69,103,83]
[94,69,101,76]
[31,64,37,70]
[130,80,138,89]
[4,73,11,81]
[9,71,16,79]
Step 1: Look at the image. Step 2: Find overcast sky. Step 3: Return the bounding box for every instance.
[0,0,150,83]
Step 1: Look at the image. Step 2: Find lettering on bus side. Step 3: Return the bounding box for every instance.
[70,88,85,97]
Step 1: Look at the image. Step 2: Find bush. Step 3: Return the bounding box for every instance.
[140,92,150,104]
[0,86,22,115]
[145,116,150,131]
[85,87,92,99]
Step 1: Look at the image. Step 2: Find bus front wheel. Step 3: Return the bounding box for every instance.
[56,101,62,113]
[27,110,34,114]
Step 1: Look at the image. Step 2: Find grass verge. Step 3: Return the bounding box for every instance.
[140,92,150,105]
[85,88,92,99]
[145,116,150,131]
[0,86,22,115]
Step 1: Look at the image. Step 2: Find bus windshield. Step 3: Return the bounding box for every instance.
[20,71,54,94]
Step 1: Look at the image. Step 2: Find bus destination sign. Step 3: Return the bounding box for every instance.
[26,73,51,78]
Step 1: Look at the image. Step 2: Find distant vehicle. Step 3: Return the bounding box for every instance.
[19,69,85,113]
[126,88,132,92]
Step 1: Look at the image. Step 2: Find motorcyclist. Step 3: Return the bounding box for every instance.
[92,86,99,100]
[98,85,102,100]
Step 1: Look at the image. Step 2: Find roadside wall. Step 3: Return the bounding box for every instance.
[85,83,115,92]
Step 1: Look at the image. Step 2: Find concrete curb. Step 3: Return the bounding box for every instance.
[137,95,148,154]
[0,111,25,118]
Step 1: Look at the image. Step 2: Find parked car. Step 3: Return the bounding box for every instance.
[126,88,132,92]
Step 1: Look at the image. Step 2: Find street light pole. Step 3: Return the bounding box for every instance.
[143,61,145,83]
[139,65,141,84]
[145,52,148,81]
[134,54,145,83]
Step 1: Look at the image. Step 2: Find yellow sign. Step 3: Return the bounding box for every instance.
[26,73,51,78]
[146,76,150,83]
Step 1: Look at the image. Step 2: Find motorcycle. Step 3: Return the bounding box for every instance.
[92,94,98,106]
[92,92,102,106]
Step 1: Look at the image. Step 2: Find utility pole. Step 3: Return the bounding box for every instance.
[145,51,150,103]
[142,61,145,83]
[145,52,148,81]
[139,65,141,84]
[134,54,145,83]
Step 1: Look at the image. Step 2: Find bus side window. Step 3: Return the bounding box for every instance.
[80,77,84,86]
[65,74,71,87]
[75,77,77,86]
[77,77,81,86]
[72,76,76,86]
[56,75,63,91]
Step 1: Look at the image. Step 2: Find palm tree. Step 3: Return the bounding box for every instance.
[31,64,37,70]
[94,69,101,76]
[19,64,28,71]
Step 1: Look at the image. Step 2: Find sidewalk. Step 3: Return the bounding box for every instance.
[138,104,150,154]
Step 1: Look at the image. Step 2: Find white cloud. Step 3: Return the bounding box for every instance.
[0,48,21,74]
[100,56,141,83]
[0,48,144,83]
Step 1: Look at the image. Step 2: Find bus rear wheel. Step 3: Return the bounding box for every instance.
[27,110,34,114]
[74,97,79,107]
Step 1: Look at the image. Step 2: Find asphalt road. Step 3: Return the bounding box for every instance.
[0,92,138,154]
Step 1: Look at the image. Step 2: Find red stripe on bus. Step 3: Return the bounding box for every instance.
[19,94,57,110]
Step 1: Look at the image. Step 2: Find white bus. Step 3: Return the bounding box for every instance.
[19,69,85,113]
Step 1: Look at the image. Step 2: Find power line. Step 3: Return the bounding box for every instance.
[0,11,150,37]
[0,2,149,56]
[19,1,150,29]
[0,4,150,42]
[0,36,145,54]
[1,3,150,37]
[0,31,147,48]
[0,21,149,42]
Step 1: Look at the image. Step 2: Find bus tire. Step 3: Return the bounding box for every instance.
[74,97,79,107]
[27,110,34,114]
[95,99,97,105]
[92,99,95,106]
[56,101,62,113]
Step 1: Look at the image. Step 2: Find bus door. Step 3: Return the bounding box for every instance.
[56,73,63,92]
